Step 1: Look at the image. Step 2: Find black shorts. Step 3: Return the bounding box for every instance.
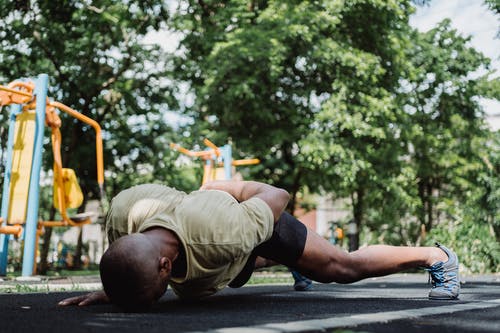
[228,212,308,288]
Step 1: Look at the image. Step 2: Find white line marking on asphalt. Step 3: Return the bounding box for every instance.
[195,298,500,333]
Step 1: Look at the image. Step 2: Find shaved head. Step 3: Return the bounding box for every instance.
[100,234,168,310]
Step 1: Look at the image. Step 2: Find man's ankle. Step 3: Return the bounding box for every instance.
[427,247,448,267]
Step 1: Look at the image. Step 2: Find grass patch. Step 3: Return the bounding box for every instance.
[0,281,101,294]
[246,270,294,285]
[45,268,99,277]
[6,266,99,279]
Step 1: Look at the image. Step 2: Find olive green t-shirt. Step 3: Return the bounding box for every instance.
[105,184,274,299]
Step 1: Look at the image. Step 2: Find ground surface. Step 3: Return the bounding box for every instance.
[0,273,499,333]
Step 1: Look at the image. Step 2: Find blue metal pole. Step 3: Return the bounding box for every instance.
[21,74,48,276]
[0,104,23,275]
[222,144,232,180]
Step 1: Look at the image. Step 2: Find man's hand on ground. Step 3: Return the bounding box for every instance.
[58,290,110,307]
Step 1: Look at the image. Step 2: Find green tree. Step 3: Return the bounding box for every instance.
[170,1,415,243]
[427,129,499,273]
[0,0,183,200]
[400,20,493,235]
[484,0,500,15]
[0,1,192,271]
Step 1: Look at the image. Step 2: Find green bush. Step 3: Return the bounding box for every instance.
[425,217,500,274]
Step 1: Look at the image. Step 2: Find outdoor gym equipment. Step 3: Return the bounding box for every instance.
[0,74,104,276]
[170,138,260,184]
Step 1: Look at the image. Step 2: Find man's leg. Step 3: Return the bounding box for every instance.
[295,226,448,283]
[234,212,459,299]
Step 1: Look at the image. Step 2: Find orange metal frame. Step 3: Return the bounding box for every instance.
[0,82,104,229]
[170,138,260,184]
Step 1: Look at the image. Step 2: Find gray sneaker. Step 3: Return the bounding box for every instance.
[426,242,460,300]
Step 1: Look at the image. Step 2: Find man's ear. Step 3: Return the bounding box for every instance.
[158,257,172,276]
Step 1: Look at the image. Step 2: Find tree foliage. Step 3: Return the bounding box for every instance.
[0,0,192,203]
[169,1,499,263]
[0,0,193,271]
[398,20,493,235]
[171,1,414,210]
[0,0,498,272]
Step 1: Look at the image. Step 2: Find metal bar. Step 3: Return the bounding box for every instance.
[0,104,23,275]
[170,143,214,158]
[232,158,260,166]
[0,85,33,97]
[203,138,221,156]
[0,83,34,106]
[0,225,23,237]
[21,74,48,276]
[222,144,232,180]
[50,101,104,187]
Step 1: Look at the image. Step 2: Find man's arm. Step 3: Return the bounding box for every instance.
[200,180,289,221]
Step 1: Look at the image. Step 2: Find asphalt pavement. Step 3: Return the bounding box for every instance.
[0,273,499,333]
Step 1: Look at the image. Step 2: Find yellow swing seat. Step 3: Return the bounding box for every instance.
[53,168,83,210]
[40,168,92,228]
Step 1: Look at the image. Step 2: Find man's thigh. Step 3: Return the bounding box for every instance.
[230,212,348,287]
[294,227,350,282]
[253,212,307,267]
[228,212,306,288]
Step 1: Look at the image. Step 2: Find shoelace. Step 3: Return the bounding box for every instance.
[427,262,445,287]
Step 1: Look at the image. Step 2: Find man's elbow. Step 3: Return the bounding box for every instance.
[272,188,290,220]
[276,188,290,205]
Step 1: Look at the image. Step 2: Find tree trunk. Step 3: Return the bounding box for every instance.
[426,181,434,231]
[282,142,301,215]
[38,207,56,275]
[73,227,84,269]
[418,177,435,233]
[287,169,302,215]
[417,179,426,226]
[349,188,364,251]
[0,125,8,190]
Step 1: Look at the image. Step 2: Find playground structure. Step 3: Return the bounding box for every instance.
[328,221,344,245]
[170,138,260,184]
[0,74,104,276]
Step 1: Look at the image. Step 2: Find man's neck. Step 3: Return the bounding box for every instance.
[171,244,186,278]
[142,227,186,278]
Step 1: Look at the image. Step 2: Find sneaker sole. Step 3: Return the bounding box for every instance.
[429,295,459,300]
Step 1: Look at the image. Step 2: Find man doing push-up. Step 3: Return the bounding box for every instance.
[59,181,459,310]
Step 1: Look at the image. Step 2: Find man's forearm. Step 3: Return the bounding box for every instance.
[200,180,289,221]
[200,180,263,201]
